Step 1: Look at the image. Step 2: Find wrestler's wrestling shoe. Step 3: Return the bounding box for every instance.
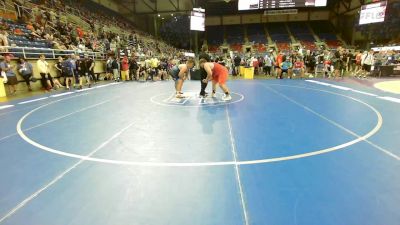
[222,94,232,101]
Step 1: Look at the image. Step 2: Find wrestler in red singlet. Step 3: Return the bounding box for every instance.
[212,62,228,85]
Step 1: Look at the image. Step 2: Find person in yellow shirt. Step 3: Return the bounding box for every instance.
[148,57,159,81]
[150,57,159,68]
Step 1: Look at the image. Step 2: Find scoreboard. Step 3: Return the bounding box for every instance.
[238,0,327,10]
[359,1,387,25]
[190,8,205,31]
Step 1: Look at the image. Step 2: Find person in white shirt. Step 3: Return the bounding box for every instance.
[110,40,117,52]
[37,54,54,91]
[78,42,85,53]
[251,56,259,74]
[223,56,232,74]
[361,50,375,78]
[0,30,9,52]
[264,53,273,76]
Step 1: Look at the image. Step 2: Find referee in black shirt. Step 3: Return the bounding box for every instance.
[199,45,210,97]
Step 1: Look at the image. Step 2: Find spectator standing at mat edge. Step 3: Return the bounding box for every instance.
[63,55,75,90]
[129,55,138,81]
[79,54,94,88]
[111,56,120,82]
[121,55,130,81]
[263,52,273,76]
[361,50,375,78]
[233,54,241,76]
[85,54,96,83]
[54,56,65,85]
[74,55,84,89]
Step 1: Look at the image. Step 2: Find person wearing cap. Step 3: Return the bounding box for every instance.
[37,54,54,91]
[0,53,18,94]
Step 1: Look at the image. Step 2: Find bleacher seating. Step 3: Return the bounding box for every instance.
[247,24,267,44]
[225,25,244,44]
[266,23,290,51]
[311,21,338,41]
[206,26,224,46]
[1,17,53,57]
[0,0,180,68]
[325,40,342,49]
[208,45,219,53]
[288,22,314,41]
[287,22,317,50]
[318,33,338,41]
[230,44,242,52]
[276,42,290,51]
[267,23,291,44]
[253,43,267,53]
[204,20,349,53]
[301,41,317,51]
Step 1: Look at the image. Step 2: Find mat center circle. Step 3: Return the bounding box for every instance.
[150,91,245,107]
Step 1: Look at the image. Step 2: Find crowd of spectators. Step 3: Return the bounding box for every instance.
[0,0,185,57]
[209,46,400,79]
[0,0,399,96]
[0,0,195,95]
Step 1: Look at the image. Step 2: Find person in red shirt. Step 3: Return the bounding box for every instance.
[13,28,23,35]
[293,58,305,79]
[252,57,259,75]
[26,23,34,32]
[76,27,84,38]
[200,58,231,101]
[275,51,283,79]
[354,50,362,76]
[121,56,130,81]
[324,58,332,78]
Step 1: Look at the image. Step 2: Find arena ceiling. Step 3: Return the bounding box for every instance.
[106,0,364,16]
[111,0,201,15]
